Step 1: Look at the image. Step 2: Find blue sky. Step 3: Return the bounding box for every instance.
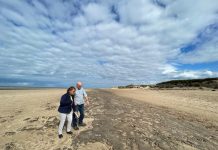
[0,0,218,88]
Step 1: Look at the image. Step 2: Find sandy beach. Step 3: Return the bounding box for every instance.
[0,89,218,150]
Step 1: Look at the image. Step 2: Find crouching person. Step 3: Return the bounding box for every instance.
[58,86,76,138]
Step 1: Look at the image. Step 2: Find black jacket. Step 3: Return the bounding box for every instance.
[58,93,76,114]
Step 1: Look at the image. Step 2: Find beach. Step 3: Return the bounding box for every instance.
[0,89,218,150]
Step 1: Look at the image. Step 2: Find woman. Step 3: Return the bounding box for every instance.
[58,86,76,138]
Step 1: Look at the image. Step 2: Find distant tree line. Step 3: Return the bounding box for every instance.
[155,78,218,89]
[118,78,218,89]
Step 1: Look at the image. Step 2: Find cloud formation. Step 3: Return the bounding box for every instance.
[0,0,218,87]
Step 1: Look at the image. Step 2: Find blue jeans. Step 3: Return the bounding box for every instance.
[72,104,84,127]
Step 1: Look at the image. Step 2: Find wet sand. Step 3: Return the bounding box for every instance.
[0,89,217,150]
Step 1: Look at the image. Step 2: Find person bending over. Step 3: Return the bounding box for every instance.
[58,86,76,138]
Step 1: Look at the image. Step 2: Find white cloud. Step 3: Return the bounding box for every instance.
[161,67,218,79]
[118,0,163,25]
[175,71,199,79]
[161,65,178,75]
[174,70,218,79]
[0,0,218,87]
[83,3,114,24]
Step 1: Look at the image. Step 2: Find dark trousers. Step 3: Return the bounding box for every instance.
[72,104,84,127]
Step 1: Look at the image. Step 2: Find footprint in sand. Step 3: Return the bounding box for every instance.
[5,142,17,150]
[0,118,7,123]
[4,142,24,150]
[15,110,22,114]
[28,117,39,123]
[23,117,39,123]
[44,116,59,128]
[22,116,59,130]
[0,116,14,123]
[20,125,43,131]
[23,118,30,121]
[45,105,57,110]
[4,131,16,136]
[44,102,57,111]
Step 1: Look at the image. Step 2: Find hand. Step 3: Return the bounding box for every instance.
[85,101,90,106]
[74,111,79,118]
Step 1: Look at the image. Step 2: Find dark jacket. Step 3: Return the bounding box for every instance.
[58,93,76,114]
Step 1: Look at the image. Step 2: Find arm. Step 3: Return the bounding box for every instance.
[72,96,77,112]
[83,89,89,105]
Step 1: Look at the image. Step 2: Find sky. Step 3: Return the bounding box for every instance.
[0,0,218,88]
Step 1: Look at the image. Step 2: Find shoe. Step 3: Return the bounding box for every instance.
[79,123,86,126]
[73,126,79,130]
[66,131,73,134]
[58,134,63,139]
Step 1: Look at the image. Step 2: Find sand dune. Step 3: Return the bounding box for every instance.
[0,89,218,150]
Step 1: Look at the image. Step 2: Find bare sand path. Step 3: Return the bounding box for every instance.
[0,89,218,150]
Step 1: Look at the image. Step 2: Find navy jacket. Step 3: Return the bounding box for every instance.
[58,93,76,114]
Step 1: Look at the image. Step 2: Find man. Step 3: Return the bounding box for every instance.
[72,81,89,130]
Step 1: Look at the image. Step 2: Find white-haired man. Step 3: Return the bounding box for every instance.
[72,81,89,130]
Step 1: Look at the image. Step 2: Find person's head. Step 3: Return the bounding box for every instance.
[67,86,76,95]
[76,81,82,89]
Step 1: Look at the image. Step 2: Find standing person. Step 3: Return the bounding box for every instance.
[58,87,76,139]
[72,81,89,130]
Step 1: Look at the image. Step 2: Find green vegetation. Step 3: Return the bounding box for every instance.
[156,78,218,89]
[118,77,218,89]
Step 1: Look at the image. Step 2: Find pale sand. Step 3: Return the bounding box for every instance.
[110,89,218,126]
[0,89,218,149]
[0,89,109,150]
